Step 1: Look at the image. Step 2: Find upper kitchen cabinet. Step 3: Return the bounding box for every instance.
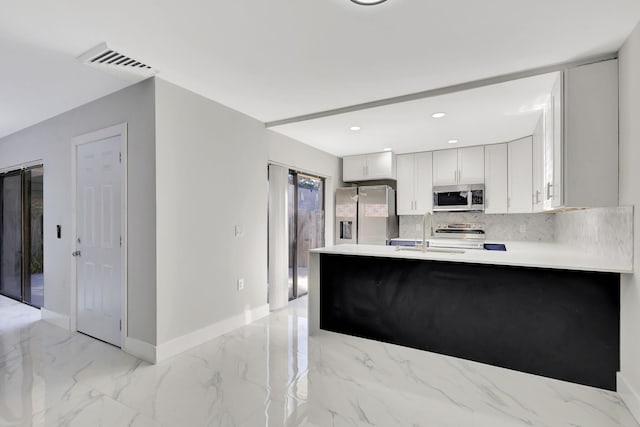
[562,60,619,208]
[532,115,545,212]
[484,143,508,214]
[433,146,484,187]
[484,138,532,214]
[343,151,396,182]
[507,137,533,213]
[432,149,458,186]
[539,60,619,210]
[397,152,433,215]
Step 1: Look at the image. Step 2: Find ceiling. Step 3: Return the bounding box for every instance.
[1,1,639,141]
[271,72,560,156]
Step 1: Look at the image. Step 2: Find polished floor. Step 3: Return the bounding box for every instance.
[0,295,638,427]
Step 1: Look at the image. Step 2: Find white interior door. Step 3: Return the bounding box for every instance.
[76,135,122,346]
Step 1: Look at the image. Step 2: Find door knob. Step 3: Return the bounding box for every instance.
[72,251,81,257]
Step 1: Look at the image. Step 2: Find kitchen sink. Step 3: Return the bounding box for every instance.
[395,246,465,254]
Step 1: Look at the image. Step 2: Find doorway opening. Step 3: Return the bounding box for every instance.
[0,165,44,308]
[288,171,325,301]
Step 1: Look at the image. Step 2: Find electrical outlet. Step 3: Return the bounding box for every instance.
[520,224,527,234]
[237,278,244,291]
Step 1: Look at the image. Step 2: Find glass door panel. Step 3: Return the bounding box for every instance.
[294,174,324,299]
[287,173,296,300]
[23,167,44,307]
[0,172,23,300]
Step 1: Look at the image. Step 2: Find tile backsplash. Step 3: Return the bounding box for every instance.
[554,206,634,264]
[399,212,555,242]
[398,207,634,266]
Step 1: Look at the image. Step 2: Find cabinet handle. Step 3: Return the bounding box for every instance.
[415,200,418,210]
[535,190,540,204]
[546,182,553,200]
[454,170,457,183]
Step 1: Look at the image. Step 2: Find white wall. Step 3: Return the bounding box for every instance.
[154,80,342,347]
[154,79,269,344]
[266,130,342,246]
[619,21,640,421]
[0,80,157,345]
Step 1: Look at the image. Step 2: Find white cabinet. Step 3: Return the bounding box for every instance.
[484,139,532,214]
[432,149,459,186]
[458,146,485,184]
[534,60,619,211]
[532,115,545,212]
[342,151,396,182]
[562,59,619,208]
[432,146,484,187]
[542,76,563,211]
[397,152,433,215]
[484,143,508,214]
[507,137,533,213]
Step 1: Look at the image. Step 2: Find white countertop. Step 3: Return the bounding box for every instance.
[311,242,633,274]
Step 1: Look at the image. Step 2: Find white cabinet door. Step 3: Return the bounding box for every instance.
[366,152,395,179]
[432,149,458,186]
[508,137,533,213]
[414,152,433,213]
[342,155,366,182]
[484,143,508,214]
[458,146,485,185]
[396,154,415,215]
[532,115,545,212]
[550,76,563,209]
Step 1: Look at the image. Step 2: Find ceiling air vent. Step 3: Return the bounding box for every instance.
[77,42,158,80]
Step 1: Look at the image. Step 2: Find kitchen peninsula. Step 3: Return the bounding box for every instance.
[308,243,632,391]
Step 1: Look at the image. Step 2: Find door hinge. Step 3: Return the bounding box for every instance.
[119,152,122,164]
[119,320,122,331]
[120,236,122,247]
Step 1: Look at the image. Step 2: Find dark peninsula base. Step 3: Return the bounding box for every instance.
[319,254,620,390]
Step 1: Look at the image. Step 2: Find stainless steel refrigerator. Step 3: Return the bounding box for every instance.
[335,185,398,245]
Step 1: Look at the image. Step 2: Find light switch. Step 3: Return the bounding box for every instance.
[235,225,243,237]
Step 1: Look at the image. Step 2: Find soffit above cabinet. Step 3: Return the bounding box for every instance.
[271,72,559,157]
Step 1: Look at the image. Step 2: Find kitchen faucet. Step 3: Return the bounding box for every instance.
[417,212,432,252]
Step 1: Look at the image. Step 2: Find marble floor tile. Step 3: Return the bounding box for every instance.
[0,295,638,427]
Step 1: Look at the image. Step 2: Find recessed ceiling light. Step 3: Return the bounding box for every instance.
[432,112,446,119]
[383,148,392,152]
[350,126,361,131]
[448,139,459,144]
[350,0,388,5]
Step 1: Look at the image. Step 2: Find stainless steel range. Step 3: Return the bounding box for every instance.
[429,223,486,250]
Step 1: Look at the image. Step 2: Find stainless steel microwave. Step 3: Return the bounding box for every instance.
[433,184,485,212]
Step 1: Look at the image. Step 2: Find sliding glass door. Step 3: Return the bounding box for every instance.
[288,171,325,300]
[23,167,44,307]
[0,172,23,300]
[0,166,44,308]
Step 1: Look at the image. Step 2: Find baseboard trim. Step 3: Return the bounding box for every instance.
[41,308,70,330]
[156,304,270,363]
[123,337,157,364]
[618,372,640,423]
